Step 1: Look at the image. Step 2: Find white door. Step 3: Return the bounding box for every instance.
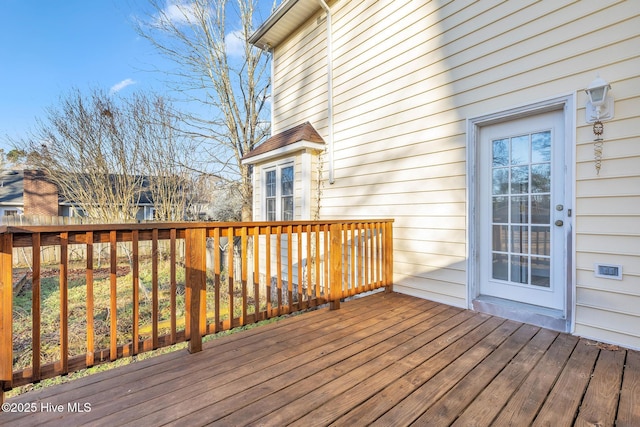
[478,110,567,310]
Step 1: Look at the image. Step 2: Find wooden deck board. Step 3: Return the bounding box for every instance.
[172,303,457,426]
[450,327,559,426]
[532,340,600,426]
[575,348,625,427]
[1,292,639,427]
[618,350,640,427]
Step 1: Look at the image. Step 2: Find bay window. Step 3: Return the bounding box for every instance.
[264,161,294,221]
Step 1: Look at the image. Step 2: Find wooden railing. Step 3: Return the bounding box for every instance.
[0,220,393,401]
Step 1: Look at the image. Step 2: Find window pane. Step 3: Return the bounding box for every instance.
[531,226,550,255]
[492,225,508,252]
[531,164,551,193]
[266,170,276,197]
[531,195,550,224]
[266,198,276,221]
[510,135,529,165]
[510,195,529,223]
[531,257,550,287]
[532,131,551,163]
[492,253,508,281]
[492,168,509,195]
[492,139,509,166]
[282,196,293,220]
[511,166,529,194]
[492,196,508,223]
[510,255,528,284]
[511,225,529,254]
[281,166,293,196]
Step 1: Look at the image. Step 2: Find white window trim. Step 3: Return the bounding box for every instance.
[263,158,295,221]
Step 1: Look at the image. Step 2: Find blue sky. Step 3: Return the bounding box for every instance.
[0,0,275,152]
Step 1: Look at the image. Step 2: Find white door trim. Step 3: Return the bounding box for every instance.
[466,94,576,332]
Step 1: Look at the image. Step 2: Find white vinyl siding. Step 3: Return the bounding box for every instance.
[268,0,640,349]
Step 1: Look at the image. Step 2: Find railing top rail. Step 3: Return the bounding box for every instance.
[0,219,395,248]
[0,219,395,235]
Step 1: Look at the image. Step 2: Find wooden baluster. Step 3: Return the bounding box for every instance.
[240,226,247,326]
[265,226,271,317]
[314,224,320,302]
[276,225,282,315]
[343,224,349,295]
[170,228,177,344]
[364,223,370,292]
[60,232,69,373]
[287,225,293,314]
[31,233,41,381]
[213,227,221,333]
[253,226,260,321]
[330,223,343,310]
[86,231,95,366]
[0,233,13,401]
[350,223,356,295]
[306,225,312,305]
[297,224,303,310]
[131,230,139,355]
[227,227,234,327]
[109,230,117,361]
[376,222,382,287]
[372,223,377,287]
[324,224,330,299]
[152,229,159,349]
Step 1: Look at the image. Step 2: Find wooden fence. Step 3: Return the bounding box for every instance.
[0,220,393,401]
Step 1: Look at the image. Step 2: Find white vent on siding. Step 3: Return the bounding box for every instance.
[594,264,623,280]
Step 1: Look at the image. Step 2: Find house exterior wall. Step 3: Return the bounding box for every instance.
[268,0,640,349]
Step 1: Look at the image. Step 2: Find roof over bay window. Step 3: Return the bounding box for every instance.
[241,122,325,165]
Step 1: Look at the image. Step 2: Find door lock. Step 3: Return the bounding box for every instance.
[555,220,564,226]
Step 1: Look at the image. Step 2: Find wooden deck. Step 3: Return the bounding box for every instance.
[2,292,639,426]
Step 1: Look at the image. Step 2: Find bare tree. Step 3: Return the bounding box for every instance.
[135,0,272,221]
[131,93,198,221]
[22,88,143,222]
[20,88,198,223]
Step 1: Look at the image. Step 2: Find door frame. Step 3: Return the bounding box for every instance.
[467,94,576,332]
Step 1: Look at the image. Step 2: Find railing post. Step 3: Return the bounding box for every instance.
[186,228,206,353]
[384,221,394,293]
[329,223,343,310]
[0,232,13,403]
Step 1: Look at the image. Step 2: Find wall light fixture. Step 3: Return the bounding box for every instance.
[585,75,614,174]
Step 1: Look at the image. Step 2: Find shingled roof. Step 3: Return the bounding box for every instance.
[241,122,325,163]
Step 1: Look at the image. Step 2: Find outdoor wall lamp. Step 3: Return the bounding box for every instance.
[585,75,614,123]
[584,75,614,175]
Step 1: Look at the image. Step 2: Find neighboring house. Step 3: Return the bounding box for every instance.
[0,170,59,219]
[0,170,25,218]
[245,1,640,349]
[0,170,156,222]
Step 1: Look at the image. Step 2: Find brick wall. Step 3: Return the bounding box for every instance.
[23,170,59,216]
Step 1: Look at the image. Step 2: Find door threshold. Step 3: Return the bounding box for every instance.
[472,295,569,332]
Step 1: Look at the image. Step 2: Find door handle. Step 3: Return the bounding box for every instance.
[555,220,564,226]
